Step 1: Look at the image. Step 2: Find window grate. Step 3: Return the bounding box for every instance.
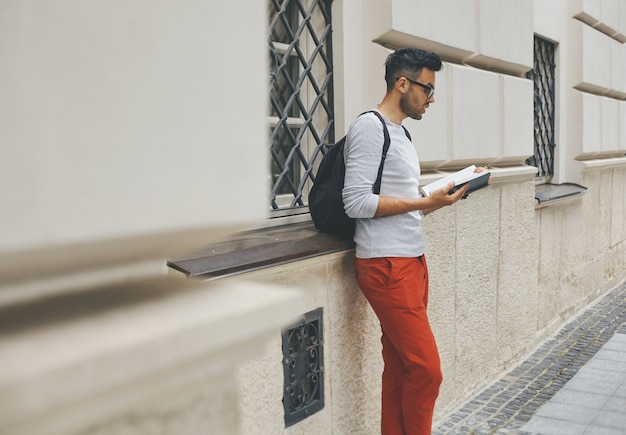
[269,0,334,212]
[282,307,324,427]
[526,36,556,178]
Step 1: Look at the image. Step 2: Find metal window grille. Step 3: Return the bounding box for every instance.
[268,0,334,214]
[526,36,556,178]
[282,307,324,427]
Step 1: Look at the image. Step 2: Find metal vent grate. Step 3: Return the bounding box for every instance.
[526,36,556,178]
[282,307,324,427]
[269,0,334,212]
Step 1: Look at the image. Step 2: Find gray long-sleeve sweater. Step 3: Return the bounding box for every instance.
[342,110,425,259]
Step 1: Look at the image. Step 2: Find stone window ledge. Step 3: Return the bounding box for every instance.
[167,222,353,280]
[534,183,588,207]
[579,156,626,171]
[168,166,539,280]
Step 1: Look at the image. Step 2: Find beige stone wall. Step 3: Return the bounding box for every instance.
[536,162,626,330]
[425,169,540,414]
[233,253,381,435]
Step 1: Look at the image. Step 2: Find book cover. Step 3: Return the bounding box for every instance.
[421,165,491,197]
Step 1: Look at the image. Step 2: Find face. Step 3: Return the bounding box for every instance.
[399,68,436,121]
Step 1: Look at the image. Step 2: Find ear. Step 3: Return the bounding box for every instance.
[395,77,410,94]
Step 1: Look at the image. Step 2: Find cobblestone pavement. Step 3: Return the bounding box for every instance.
[521,332,626,434]
[432,281,626,435]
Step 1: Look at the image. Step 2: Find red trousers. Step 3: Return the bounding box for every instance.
[355,256,442,435]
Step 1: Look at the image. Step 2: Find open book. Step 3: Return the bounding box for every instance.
[420,165,491,197]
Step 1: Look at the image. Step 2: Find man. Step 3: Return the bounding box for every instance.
[342,48,473,435]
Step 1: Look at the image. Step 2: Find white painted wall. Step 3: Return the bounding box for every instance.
[382,0,476,61]
[0,2,303,434]
[579,22,612,93]
[358,0,535,170]
[526,0,626,181]
[469,0,533,74]
[611,38,626,97]
[621,103,626,151]
[0,0,269,294]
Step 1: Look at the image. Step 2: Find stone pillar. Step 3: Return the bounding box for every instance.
[0,1,301,434]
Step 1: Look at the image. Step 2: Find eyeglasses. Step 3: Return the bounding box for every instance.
[402,77,435,99]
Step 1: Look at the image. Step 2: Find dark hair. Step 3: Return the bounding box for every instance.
[384,48,442,90]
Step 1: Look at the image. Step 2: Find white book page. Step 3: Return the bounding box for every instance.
[421,165,477,196]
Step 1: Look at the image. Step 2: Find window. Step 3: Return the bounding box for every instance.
[268,0,334,216]
[526,37,587,205]
[526,36,556,178]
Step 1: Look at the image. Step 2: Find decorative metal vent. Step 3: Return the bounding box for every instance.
[268,0,334,213]
[282,307,324,427]
[526,36,556,178]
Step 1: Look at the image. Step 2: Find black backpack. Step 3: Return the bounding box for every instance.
[309,111,410,240]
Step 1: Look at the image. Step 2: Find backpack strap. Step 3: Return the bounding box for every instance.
[355,110,413,194]
[402,125,412,141]
[366,111,391,195]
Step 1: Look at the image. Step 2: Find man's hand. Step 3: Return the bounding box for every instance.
[374,181,468,218]
[421,181,468,215]
[434,181,468,202]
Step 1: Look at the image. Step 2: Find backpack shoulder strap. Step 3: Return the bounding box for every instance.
[359,111,391,195]
[402,125,412,141]
[353,111,411,194]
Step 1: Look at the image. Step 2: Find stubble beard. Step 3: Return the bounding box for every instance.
[400,93,423,121]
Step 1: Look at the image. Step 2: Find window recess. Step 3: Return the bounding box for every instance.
[528,35,587,205]
[268,0,334,214]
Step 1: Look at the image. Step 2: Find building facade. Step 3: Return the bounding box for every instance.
[1,0,625,434]
[233,0,626,432]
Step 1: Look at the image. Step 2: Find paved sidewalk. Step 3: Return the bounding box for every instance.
[433,281,626,435]
[522,332,626,434]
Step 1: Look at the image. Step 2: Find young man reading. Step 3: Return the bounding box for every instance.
[342,47,485,435]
